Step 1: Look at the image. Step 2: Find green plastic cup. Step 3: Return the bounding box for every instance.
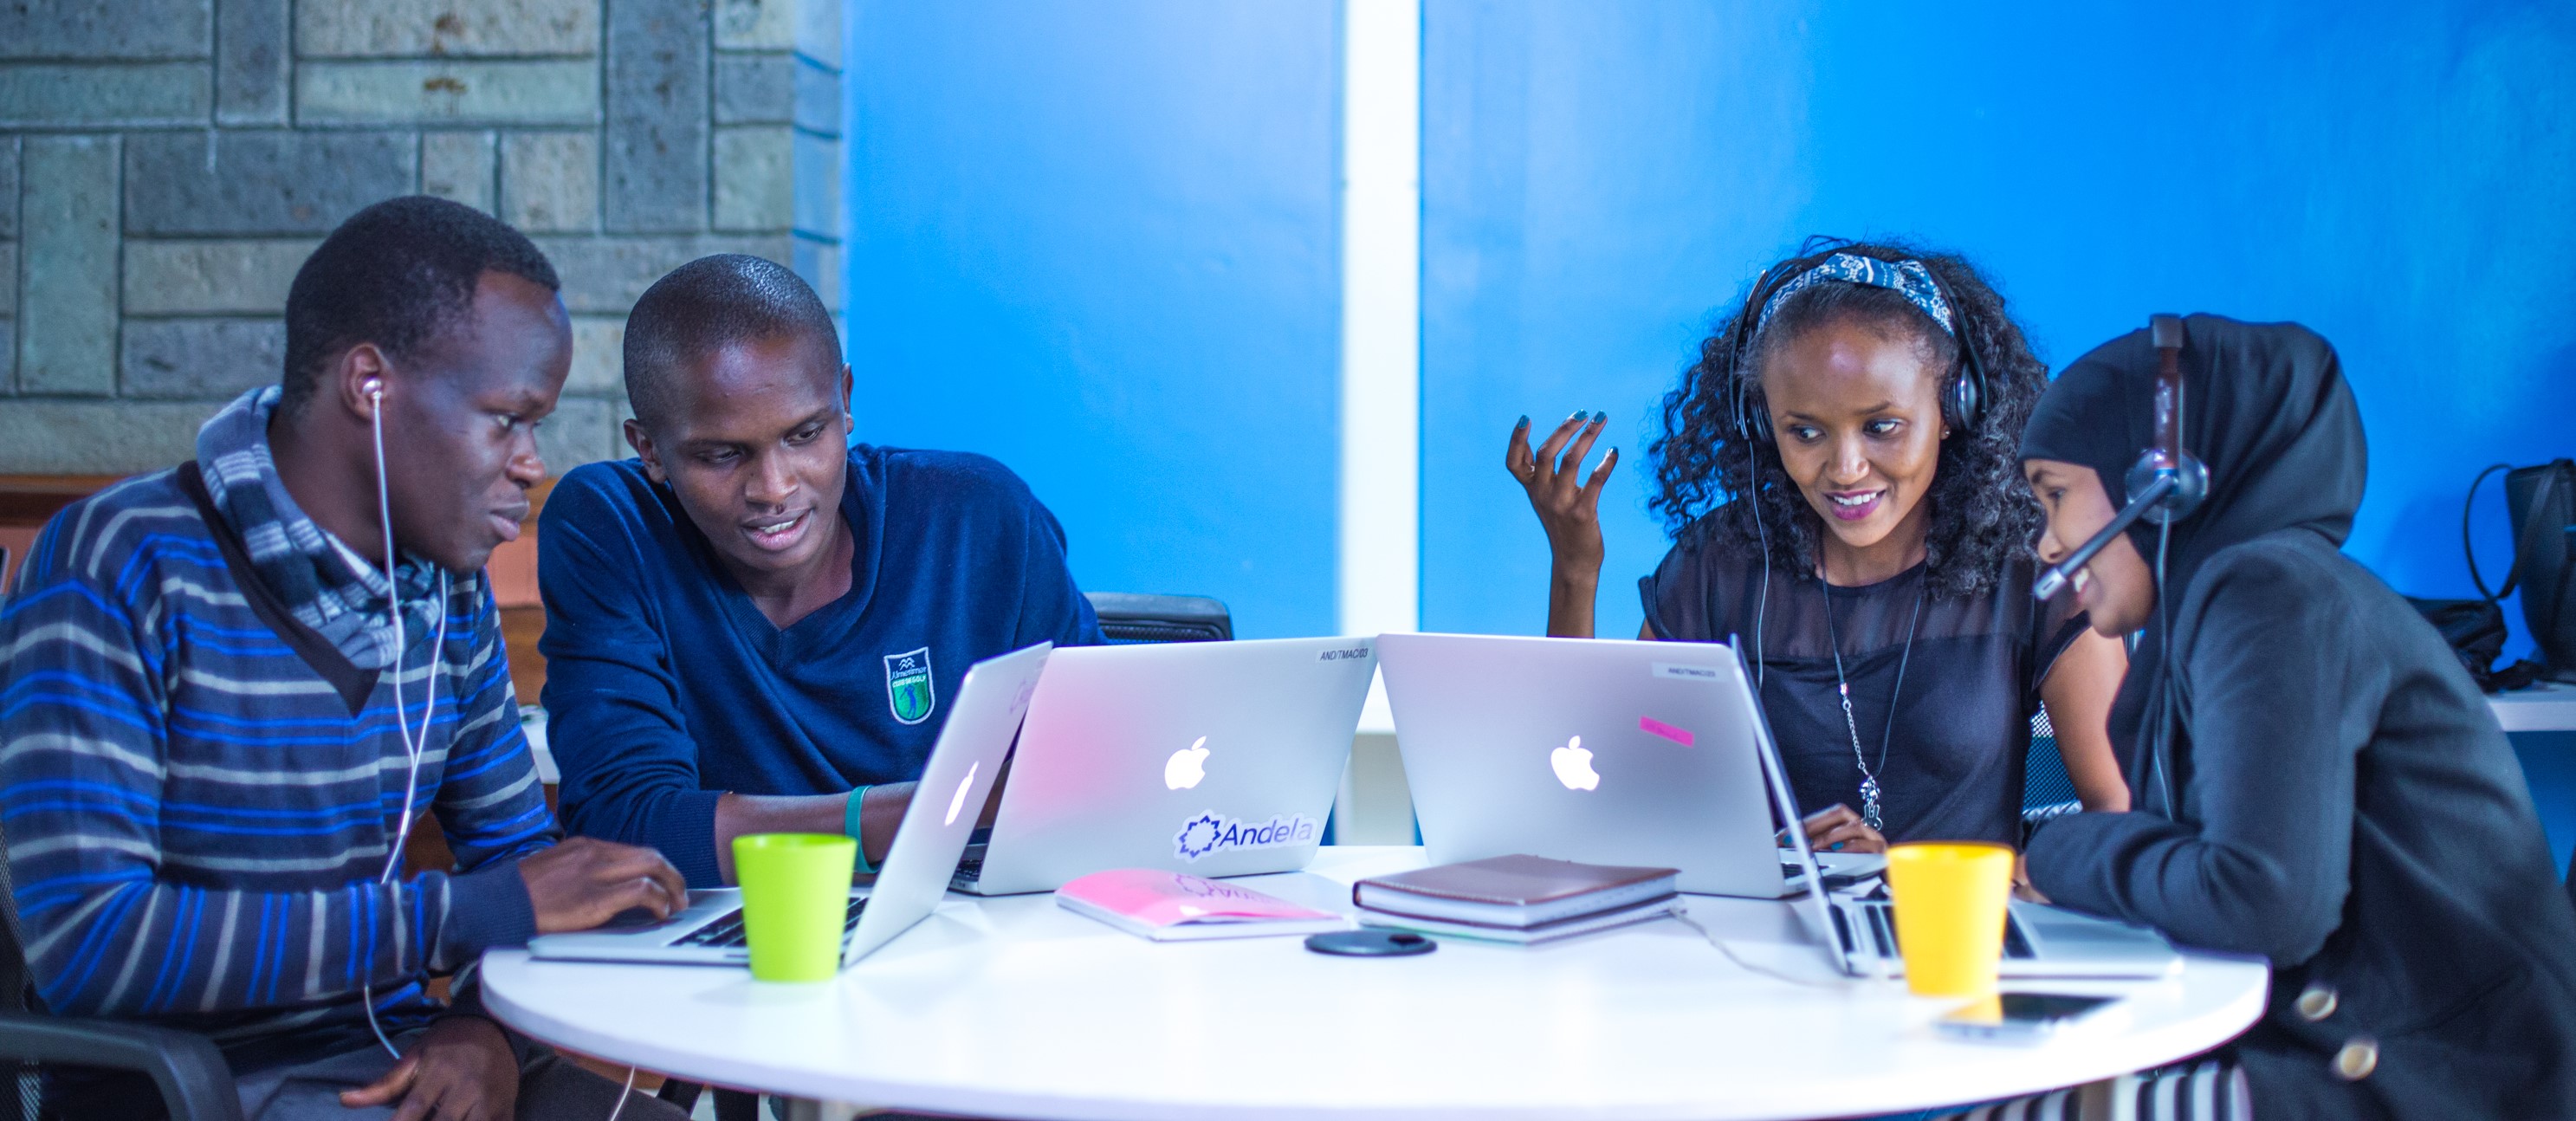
[732,833,857,982]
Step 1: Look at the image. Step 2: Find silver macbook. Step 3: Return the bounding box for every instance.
[527,643,1051,968]
[952,636,1376,896]
[1746,645,2183,980]
[1378,632,1797,897]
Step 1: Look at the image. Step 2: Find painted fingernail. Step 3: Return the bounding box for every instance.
[1570,411,1587,422]
[1516,415,1529,429]
[1593,411,1608,424]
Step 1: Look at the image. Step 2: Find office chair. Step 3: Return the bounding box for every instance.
[2020,710,2083,846]
[1084,592,1233,644]
[0,819,246,1121]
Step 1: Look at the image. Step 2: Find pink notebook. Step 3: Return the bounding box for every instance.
[1055,869,1354,942]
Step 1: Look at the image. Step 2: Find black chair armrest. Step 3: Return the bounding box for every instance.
[0,1013,243,1121]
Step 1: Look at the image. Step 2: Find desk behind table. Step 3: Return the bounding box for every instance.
[2495,683,2576,878]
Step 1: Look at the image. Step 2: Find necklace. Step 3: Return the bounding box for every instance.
[1819,567,1927,833]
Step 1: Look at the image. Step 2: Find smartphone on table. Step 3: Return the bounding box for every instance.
[1935,992,2120,1044]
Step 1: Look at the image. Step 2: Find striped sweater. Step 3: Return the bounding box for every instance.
[0,465,553,1067]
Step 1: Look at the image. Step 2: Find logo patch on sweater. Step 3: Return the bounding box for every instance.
[884,647,935,725]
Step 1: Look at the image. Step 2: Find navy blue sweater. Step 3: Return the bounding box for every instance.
[538,447,1104,885]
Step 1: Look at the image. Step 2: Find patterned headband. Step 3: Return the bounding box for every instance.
[1754,252,1957,340]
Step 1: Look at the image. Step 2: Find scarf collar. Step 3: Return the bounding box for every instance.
[193,386,443,671]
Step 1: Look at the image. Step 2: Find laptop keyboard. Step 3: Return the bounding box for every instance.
[676,896,868,949]
[1833,901,2036,961]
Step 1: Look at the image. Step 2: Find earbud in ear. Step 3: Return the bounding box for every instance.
[363,379,384,401]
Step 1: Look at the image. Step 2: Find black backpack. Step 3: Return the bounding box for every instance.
[2411,458,2576,690]
[2463,460,2576,685]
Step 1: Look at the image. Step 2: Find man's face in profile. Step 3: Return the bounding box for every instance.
[629,329,852,582]
[382,270,573,573]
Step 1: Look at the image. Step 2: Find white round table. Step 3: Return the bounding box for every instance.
[481,846,2267,1120]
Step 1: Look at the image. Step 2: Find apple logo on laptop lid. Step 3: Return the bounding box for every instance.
[1164,735,1210,790]
[943,761,981,826]
[1550,735,1600,791]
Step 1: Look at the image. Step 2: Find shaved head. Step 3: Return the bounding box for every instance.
[623,254,840,431]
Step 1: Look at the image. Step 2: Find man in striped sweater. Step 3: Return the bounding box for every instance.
[0,197,690,1119]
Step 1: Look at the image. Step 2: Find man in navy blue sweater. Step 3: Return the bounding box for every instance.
[540,256,1104,887]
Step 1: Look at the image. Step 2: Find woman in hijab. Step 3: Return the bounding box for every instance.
[2007,314,2576,1118]
[1509,242,2130,853]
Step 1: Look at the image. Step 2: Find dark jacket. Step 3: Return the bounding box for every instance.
[2022,316,2576,1119]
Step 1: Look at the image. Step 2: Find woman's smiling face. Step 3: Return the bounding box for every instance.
[1757,319,1948,566]
[2024,458,2157,635]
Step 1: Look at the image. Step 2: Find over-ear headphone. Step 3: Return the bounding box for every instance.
[2029,314,2210,600]
[1724,248,1990,444]
[2125,314,2207,524]
[1931,269,1986,436]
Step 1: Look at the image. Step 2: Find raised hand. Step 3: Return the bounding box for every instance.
[1505,411,1619,637]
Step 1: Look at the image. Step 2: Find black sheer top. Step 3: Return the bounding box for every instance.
[1640,511,2087,846]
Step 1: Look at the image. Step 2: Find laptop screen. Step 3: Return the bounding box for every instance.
[1732,637,1854,975]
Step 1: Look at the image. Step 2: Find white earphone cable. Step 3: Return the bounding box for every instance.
[361,383,448,1060]
[605,1066,639,1121]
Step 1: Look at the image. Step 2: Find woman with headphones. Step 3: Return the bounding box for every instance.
[2003,315,2576,1118]
[1508,241,2129,852]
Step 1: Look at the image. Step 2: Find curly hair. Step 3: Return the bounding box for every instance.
[1647,239,2049,599]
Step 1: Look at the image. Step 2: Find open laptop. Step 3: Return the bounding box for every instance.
[1379,632,1830,897]
[951,636,1376,896]
[1745,645,2183,980]
[527,642,1051,968]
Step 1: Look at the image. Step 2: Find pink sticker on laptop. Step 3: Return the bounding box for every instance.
[1639,716,1694,747]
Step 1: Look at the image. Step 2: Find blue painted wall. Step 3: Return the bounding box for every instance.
[2515,734,2576,877]
[1422,1,2576,652]
[841,1,1342,638]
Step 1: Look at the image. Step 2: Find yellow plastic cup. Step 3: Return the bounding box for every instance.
[732,833,856,982]
[1885,841,2016,997]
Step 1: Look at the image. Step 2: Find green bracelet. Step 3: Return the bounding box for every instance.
[845,785,877,874]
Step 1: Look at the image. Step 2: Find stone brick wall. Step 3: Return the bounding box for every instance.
[0,0,845,475]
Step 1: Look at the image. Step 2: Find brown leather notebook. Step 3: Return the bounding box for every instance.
[1353,854,1680,929]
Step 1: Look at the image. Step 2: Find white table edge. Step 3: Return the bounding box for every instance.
[481,951,2269,1121]
[480,853,2273,1121]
